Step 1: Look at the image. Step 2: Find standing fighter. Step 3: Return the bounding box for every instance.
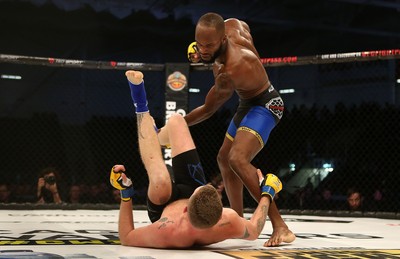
[185,12,295,247]
[109,70,283,248]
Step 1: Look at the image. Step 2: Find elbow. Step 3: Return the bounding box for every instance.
[203,105,218,118]
[247,233,259,241]
[119,235,129,246]
[246,228,262,241]
[204,110,215,119]
[119,238,127,246]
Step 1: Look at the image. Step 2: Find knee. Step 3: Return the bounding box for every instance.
[150,176,171,203]
[228,150,247,173]
[217,148,228,166]
[167,113,186,127]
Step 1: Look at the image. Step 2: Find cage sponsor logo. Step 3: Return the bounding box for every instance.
[0,250,106,258]
[7,213,116,217]
[215,249,400,259]
[0,229,120,245]
[258,232,382,240]
[0,239,120,246]
[167,71,187,91]
[260,56,298,64]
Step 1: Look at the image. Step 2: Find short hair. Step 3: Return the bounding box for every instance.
[198,12,225,34]
[187,185,223,229]
[347,187,361,197]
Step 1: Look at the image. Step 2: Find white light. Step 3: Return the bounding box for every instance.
[397,79,400,84]
[279,88,295,94]
[189,88,200,93]
[322,163,332,169]
[1,74,22,80]
[322,163,334,172]
[289,163,296,171]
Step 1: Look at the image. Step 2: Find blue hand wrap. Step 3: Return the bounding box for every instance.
[120,186,135,201]
[261,185,276,200]
[128,80,149,113]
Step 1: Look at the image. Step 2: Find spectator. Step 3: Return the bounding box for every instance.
[82,183,111,203]
[314,185,336,210]
[111,189,121,203]
[66,184,82,204]
[9,183,35,203]
[36,167,63,204]
[345,187,364,211]
[0,183,14,203]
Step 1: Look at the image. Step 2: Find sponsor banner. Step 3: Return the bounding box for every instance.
[0,239,120,245]
[164,63,189,166]
[216,249,400,259]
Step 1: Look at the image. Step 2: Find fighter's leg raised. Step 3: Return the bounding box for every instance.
[125,69,172,205]
[157,114,195,158]
[137,113,172,205]
[217,137,244,216]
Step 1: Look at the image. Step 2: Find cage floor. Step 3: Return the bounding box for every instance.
[0,209,399,259]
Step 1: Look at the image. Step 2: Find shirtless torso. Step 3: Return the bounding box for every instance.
[214,18,270,100]
[141,199,245,248]
[185,13,296,247]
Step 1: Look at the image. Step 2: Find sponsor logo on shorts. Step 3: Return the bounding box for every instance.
[265,97,284,120]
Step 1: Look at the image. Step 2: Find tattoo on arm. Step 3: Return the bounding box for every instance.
[157,217,175,229]
[240,227,250,239]
[218,222,231,227]
[136,114,144,139]
[256,205,268,234]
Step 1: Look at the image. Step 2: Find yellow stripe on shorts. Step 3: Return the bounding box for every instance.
[237,126,264,147]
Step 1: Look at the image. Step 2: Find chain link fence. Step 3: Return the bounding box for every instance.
[0,56,399,215]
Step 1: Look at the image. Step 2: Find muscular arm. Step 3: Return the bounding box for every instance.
[118,200,157,247]
[185,67,235,126]
[238,196,271,240]
[118,200,135,245]
[238,172,281,240]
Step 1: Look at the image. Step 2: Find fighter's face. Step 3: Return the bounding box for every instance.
[195,24,224,63]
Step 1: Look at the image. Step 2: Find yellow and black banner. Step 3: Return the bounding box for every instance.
[216,249,400,259]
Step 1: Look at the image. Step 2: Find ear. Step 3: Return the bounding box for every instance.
[222,35,227,44]
[183,206,188,213]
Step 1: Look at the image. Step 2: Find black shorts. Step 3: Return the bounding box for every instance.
[146,149,206,223]
[233,85,284,126]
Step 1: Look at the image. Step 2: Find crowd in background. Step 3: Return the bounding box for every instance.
[0,168,393,213]
[1,102,399,213]
[0,167,148,205]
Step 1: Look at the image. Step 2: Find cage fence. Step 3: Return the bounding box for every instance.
[0,51,399,216]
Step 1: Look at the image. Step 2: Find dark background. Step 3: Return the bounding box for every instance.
[1,0,399,61]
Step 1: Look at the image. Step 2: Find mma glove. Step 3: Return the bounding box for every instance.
[259,173,282,202]
[187,41,201,63]
[110,166,134,202]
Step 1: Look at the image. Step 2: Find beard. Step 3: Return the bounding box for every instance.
[201,44,223,64]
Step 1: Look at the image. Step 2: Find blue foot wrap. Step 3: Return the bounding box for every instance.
[128,80,149,113]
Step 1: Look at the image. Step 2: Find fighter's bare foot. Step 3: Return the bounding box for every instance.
[264,226,296,247]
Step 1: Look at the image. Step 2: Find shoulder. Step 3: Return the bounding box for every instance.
[224,18,250,32]
[220,208,243,224]
[216,208,246,237]
[224,18,241,24]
